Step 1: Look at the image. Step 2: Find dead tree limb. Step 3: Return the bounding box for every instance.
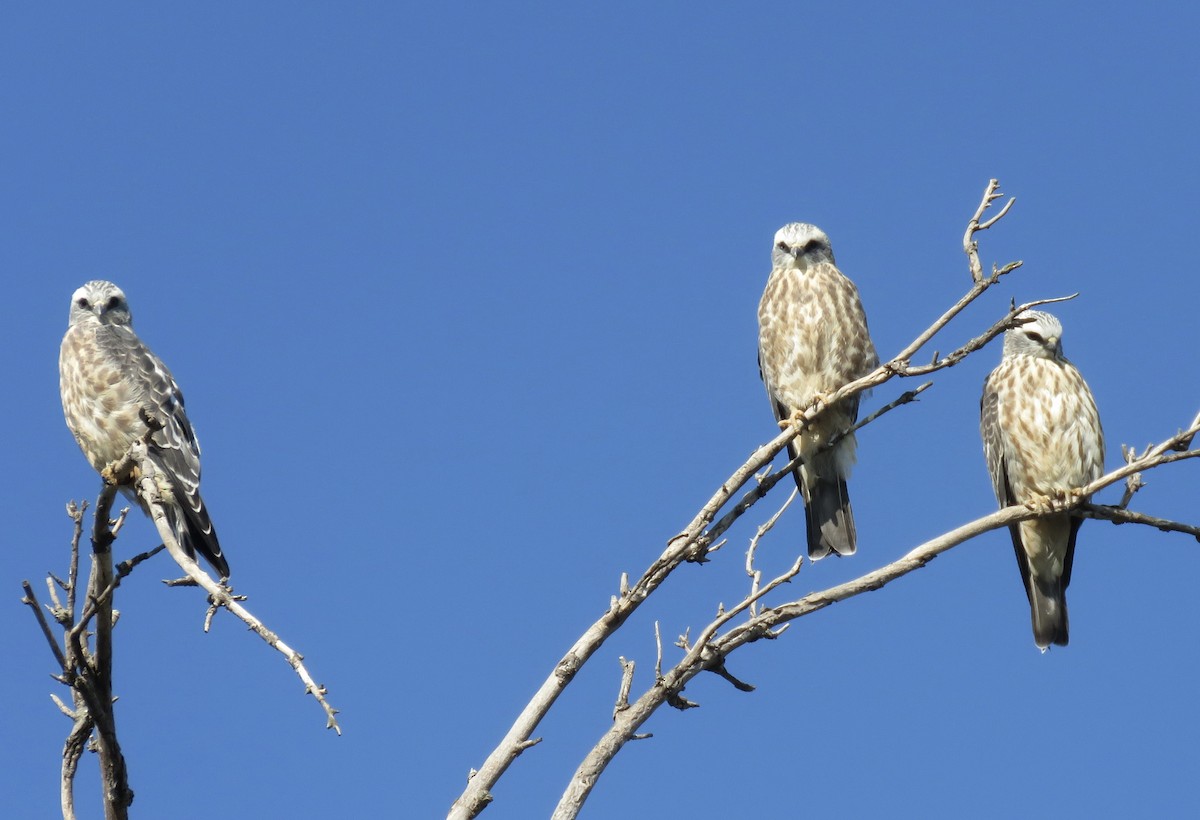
[448,178,1025,819]
[23,491,135,820]
[551,413,1200,819]
[25,431,342,818]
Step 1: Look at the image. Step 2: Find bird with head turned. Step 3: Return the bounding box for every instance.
[981,309,1105,649]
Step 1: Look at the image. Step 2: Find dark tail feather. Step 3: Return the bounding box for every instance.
[802,475,857,560]
[1029,576,1068,649]
[166,500,230,580]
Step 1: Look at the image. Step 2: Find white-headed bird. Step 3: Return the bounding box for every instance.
[981,310,1104,648]
[60,280,230,579]
[758,223,878,559]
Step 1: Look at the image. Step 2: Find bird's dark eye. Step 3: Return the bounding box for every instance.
[776,241,789,251]
[105,296,121,310]
[1025,331,1044,344]
[76,297,90,309]
[803,239,825,254]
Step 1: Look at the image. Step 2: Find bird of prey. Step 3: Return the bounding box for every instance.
[981,310,1104,649]
[758,223,879,559]
[60,280,230,579]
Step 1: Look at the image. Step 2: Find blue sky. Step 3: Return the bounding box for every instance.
[2,4,1197,818]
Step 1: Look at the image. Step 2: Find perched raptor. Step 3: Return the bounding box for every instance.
[60,280,230,579]
[758,223,878,559]
[981,310,1104,649]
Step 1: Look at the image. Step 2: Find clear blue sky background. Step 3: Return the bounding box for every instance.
[2,4,1197,818]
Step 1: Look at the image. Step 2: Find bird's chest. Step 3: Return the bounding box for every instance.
[999,364,1097,493]
[759,271,853,401]
[60,330,151,468]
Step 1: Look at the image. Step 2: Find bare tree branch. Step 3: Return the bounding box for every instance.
[124,440,341,734]
[446,371,933,818]
[24,490,134,820]
[83,484,132,819]
[1118,408,1200,507]
[963,178,1017,281]
[551,410,1200,818]
[451,179,1194,820]
[893,179,1020,361]
[451,177,1032,816]
[1081,504,1200,541]
[26,423,344,818]
[744,487,797,615]
[892,294,1078,378]
[447,179,1027,819]
[22,579,67,673]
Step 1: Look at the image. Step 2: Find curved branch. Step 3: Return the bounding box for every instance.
[448,179,1032,818]
[127,442,341,734]
[892,294,1077,378]
[551,413,1200,818]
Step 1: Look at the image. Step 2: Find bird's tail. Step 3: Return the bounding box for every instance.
[164,496,230,580]
[1029,576,1069,649]
[800,473,857,560]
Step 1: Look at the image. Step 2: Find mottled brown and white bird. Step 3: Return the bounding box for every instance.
[981,310,1104,649]
[60,280,230,579]
[758,223,878,559]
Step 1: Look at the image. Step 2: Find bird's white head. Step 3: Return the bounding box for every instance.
[771,222,834,270]
[68,280,132,328]
[1003,309,1065,361]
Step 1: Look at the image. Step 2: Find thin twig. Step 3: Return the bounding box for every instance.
[744,488,797,615]
[128,443,341,734]
[613,658,635,720]
[1081,504,1200,541]
[74,544,165,635]
[66,501,85,622]
[893,295,1078,378]
[21,581,69,672]
[1118,408,1200,507]
[653,622,663,680]
[827,382,933,450]
[963,179,1015,283]
[690,555,803,663]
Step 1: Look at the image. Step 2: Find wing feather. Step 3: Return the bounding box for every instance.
[979,369,1011,507]
[93,322,228,577]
